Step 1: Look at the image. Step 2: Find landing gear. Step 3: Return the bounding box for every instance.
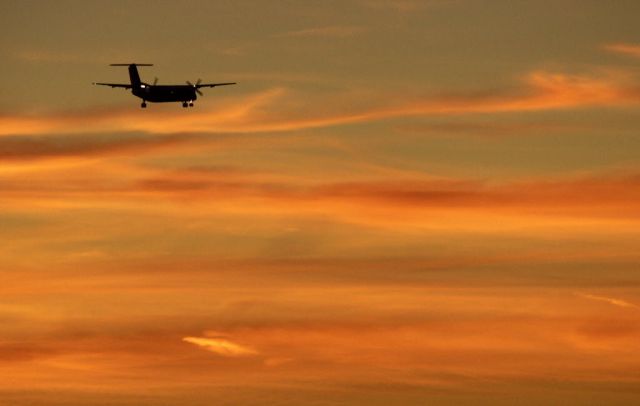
[141,101,147,108]
[182,102,188,108]
[189,102,194,107]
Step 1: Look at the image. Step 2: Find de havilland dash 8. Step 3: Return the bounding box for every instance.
[93,63,236,108]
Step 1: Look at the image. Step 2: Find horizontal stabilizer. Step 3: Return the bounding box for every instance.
[109,63,153,66]
[93,82,132,89]
[196,82,237,88]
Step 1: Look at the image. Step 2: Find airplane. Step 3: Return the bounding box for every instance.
[93,63,236,108]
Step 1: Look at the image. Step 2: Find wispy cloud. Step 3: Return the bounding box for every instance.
[603,42,640,58]
[183,336,258,357]
[395,120,575,138]
[2,70,639,137]
[114,170,640,214]
[2,157,639,235]
[0,133,197,161]
[577,293,640,310]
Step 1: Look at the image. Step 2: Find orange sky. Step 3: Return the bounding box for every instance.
[1,1,640,405]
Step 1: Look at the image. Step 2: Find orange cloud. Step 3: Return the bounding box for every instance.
[183,336,258,357]
[1,161,639,229]
[0,133,198,161]
[105,169,640,218]
[2,70,639,137]
[0,342,59,362]
[603,42,640,58]
[2,257,639,400]
[577,293,640,310]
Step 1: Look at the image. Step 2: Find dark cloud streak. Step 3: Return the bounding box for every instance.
[0,133,198,161]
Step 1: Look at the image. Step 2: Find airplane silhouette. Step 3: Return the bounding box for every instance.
[93,63,236,108]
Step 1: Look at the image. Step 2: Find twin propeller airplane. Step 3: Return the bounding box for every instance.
[93,63,236,108]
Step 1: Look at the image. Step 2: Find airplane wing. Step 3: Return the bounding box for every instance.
[93,82,132,89]
[195,82,237,88]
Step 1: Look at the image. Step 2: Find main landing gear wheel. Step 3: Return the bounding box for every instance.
[141,101,147,108]
[189,102,194,107]
[182,102,188,108]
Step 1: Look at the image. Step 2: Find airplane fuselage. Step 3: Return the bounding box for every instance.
[132,84,198,103]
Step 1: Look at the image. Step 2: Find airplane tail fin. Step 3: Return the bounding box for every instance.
[109,63,153,87]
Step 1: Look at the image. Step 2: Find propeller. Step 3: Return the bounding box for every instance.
[187,79,203,96]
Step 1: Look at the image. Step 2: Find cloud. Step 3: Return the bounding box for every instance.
[577,293,640,310]
[394,120,575,138]
[130,170,640,216]
[0,133,197,161]
[2,69,639,137]
[183,336,258,357]
[0,88,286,136]
[2,158,640,230]
[603,43,640,58]
[186,312,640,380]
[2,274,640,396]
[0,342,58,362]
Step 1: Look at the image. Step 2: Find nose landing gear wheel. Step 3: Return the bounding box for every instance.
[141,101,147,108]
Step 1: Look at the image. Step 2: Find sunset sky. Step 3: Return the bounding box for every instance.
[1,1,640,404]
